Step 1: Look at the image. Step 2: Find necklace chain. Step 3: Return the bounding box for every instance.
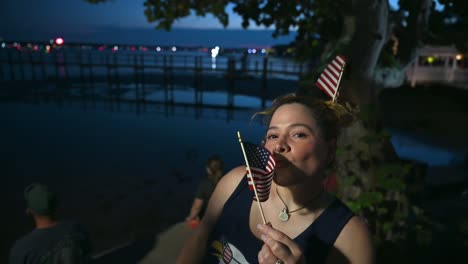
[275,187,323,214]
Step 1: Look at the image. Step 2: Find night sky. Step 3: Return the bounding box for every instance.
[0,0,412,46]
[0,0,274,46]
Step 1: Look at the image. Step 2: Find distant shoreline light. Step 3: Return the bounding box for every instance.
[0,40,287,58]
[0,27,298,49]
[0,40,288,51]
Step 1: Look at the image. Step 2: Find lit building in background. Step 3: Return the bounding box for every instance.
[406,45,468,89]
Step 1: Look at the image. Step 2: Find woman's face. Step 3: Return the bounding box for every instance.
[264,103,330,186]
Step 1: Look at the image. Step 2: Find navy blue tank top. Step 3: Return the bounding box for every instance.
[203,176,354,264]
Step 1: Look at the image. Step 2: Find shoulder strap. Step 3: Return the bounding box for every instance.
[313,198,354,245]
[223,175,249,208]
[302,198,354,264]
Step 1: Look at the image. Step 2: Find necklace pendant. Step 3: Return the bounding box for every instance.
[279,208,289,222]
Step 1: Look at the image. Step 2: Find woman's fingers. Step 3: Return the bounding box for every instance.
[258,243,278,264]
[257,224,302,257]
[257,224,306,263]
[260,233,291,262]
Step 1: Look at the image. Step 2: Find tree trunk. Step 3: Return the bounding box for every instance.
[399,0,433,64]
[317,1,412,243]
[341,0,389,106]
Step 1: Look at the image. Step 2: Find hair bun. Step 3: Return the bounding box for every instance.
[324,100,357,128]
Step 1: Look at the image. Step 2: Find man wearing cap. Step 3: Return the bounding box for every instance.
[9,183,91,264]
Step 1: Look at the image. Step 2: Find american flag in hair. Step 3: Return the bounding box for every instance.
[244,142,276,202]
[315,54,346,100]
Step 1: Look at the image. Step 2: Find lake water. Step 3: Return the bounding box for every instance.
[0,93,271,258]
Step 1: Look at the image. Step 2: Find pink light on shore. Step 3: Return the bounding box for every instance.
[55,37,64,45]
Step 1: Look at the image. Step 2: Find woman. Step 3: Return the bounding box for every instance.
[185,156,224,224]
[177,93,374,264]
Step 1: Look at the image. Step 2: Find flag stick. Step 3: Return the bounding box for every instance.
[332,63,346,102]
[237,131,268,225]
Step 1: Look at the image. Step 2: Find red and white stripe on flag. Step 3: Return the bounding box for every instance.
[222,241,233,263]
[243,142,276,202]
[315,55,346,99]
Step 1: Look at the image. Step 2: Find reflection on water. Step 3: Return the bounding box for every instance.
[1,93,272,256]
[1,97,267,185]
[3,90,466,185]
[390,128,467,166]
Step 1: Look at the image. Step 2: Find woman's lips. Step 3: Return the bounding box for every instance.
[274,156,289,168]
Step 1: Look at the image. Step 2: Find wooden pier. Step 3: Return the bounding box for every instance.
[0,46,306,109]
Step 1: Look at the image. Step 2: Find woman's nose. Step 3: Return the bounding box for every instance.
[274,139,290,153]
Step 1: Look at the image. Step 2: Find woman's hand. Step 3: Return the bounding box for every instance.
[257,224,306,264]
[185,215,200,222]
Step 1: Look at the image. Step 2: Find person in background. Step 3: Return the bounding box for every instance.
[177,92,374,264]
[185,155,224,226]
[9,183,91,264]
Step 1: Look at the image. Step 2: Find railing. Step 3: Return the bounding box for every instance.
[405,45,468,89]
[0,48,305,82]
[406,64,468,89]
[0,47,306,109]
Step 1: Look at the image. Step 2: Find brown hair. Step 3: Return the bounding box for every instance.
[255,93,354,142]
[206,155,224,185]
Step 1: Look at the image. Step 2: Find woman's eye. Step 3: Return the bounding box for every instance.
[293,132,307,138]
[266,134,277,140]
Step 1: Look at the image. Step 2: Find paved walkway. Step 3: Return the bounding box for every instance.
[139,222,194,264]
[93,222,194,264]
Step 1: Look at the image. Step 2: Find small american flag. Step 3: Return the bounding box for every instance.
[316,54,346,100]
[244,142,276,202]
[222,241,233,263]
